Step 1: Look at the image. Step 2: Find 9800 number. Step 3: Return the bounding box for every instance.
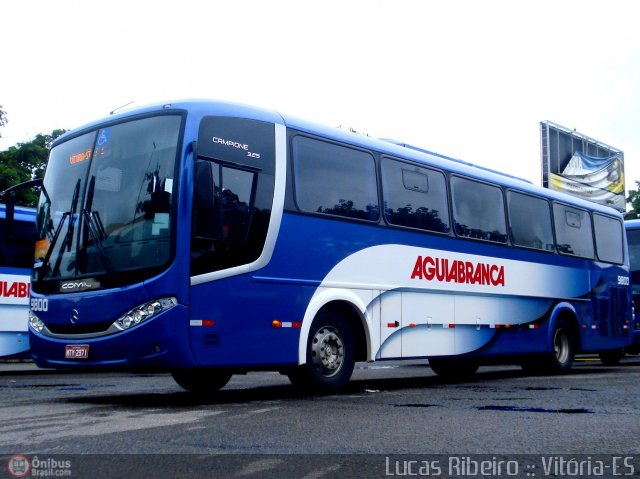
[30,298,49,312]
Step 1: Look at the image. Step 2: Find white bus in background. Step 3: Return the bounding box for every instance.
[1,181,39,358]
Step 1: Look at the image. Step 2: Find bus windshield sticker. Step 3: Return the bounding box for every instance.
[97,128,110,146]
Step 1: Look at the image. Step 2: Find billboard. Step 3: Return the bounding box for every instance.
[540,121,624,212]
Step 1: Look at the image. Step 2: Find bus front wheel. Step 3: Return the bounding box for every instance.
[171,368,232,395]
[288,310,355,392]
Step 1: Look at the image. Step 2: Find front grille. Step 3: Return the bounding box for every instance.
[46,321,114,335]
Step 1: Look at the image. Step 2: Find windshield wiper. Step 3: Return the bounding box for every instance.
[83,176,105,240]
[49,179,81,277]
[80,176,120,281]
[81,208,119,280]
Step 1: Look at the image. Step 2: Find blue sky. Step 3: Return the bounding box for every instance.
[2,0,638,190]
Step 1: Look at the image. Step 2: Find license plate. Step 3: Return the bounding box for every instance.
[65,344,89,359]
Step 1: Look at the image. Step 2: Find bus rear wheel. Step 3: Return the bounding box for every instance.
[523,319,575,374]
[288,310,355,392]
[548,319,575,372]
[599,349,624,366]
[171,368,232,395]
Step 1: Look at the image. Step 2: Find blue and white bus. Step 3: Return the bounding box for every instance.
[28,100,632,392]
[1,183,38,358]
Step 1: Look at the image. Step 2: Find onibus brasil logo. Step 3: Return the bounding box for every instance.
[7,455,30,478]
[7,454,72,477]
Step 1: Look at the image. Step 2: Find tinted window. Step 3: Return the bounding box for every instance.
[381,158,449,233]
[192,160,272,275]
[627,228,640,296]
[553,203,594,258]
[628,229,640,272]
[292,136,378,221]
[191,117,276,276]
[593,214,623,264]
[33,114,183,292]
[451,176,507,243]
[0,217,35,268]
[507,191,554,251]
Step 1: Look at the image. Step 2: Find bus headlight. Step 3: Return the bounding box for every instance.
[29,312,45,333]
[114,297,177,331]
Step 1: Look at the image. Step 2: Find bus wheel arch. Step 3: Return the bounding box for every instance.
[290,298,369,391]
[321,301,368,363]
[521,305,580,375]
[297,291,371,366]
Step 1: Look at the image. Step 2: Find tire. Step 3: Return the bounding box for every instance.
[523,319,575,375]
[288,309,355,392]
[171,368,232,395]
[599,349,625,366]
[547,319,575,373]
[429,357,479,379]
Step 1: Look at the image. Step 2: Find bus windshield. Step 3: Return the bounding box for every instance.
[32,114,183,293]
[628,228,640,296]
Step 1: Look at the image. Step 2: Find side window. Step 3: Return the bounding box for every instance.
[593,214,623,264]
[292,136,378,221]
[192,159,268,275]
[553,203,594,258]
[628,229,640,273]
[0,217,36,268]
[381,158,449,233]
[507,191,554,251]
[450,176,507,243]
[191,116,276,276]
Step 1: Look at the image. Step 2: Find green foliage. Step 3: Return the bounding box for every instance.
[0,105,7,136]
[626,180,640,219]
[0,129,66,207]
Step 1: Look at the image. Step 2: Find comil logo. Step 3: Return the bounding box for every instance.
[7,454,30,478]
[58,278,100,293]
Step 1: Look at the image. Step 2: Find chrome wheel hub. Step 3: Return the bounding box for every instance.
[311,326,345,378]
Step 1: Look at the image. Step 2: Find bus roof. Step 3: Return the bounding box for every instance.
[625,219,640,229]
[54,99,624,218]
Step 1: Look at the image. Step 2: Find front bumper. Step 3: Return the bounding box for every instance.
[29,304,194,370]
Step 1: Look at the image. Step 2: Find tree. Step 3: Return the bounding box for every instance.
[0,106,7,138]
[626,180,640,219]
[0,129,66,206]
